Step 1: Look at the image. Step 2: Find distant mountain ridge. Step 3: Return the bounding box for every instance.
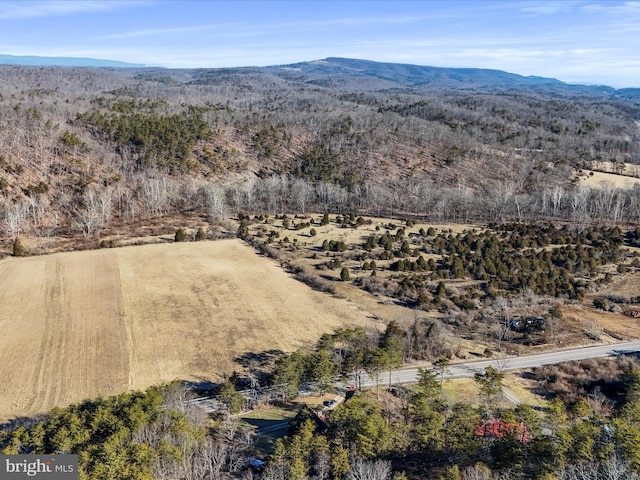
[267,57,621,95]
[282,57,565,86]
[1,54,637,97]
[0,54,144,68]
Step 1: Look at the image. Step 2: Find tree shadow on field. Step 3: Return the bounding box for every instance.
[319,273,338,282]
[0,414,44,431]
[234,349,286,389]
[182,378,220,395]
[235,349,286,368]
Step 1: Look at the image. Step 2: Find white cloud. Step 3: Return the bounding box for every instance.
[0,1,149,20]
[95,24,222,41]
[94,14,430,44]
[520,3,571,14]
[581,1,640,14]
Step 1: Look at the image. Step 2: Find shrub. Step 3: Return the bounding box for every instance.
[340,267,351,282]
[174,228,187,242]
[59,130,83,148]
[12,238,26,257]
[322,239,347,252]
[195,227,207,241]
[237,222,249,238]
[310,228,317,237]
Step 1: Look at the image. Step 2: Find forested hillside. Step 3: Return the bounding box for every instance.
[3,59,640,480]
[0,59,639,250]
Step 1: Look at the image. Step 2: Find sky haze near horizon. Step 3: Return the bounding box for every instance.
[0,0,638,88]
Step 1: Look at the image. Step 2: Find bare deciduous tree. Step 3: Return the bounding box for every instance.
[3,202,29,239]
[460,463,493,480]
[292,178,313,214]
[559,455,639,480]
[138,177,173,217]
[345,459,393,480]
[205,184,228,223]
[72,187,112,237]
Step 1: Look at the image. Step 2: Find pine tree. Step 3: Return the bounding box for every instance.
[195,227,206,241]
[174,228,187,242]
[218,380,244,413]
[12,238,26,257]
[340,267,350,282]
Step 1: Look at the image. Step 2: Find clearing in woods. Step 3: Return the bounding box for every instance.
[0,239,371,421]
[580,170,640,189]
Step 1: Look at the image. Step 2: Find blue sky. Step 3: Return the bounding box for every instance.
[0,0,638,88]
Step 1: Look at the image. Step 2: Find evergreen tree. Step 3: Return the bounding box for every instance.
[474,366,505,413]
[307,350,337,394]
[443,403,482,457]
[340,267,351,282]
[174,228,187,242]
[195,226,206,241]
[272,351,307,399]
[12,238,26,257]
[218,380,244,413]
[329,392,392,459]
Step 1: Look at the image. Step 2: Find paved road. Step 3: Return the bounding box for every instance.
[191,340,640,413]
[355,339,640,388]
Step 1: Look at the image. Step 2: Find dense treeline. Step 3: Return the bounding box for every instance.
[0,382,268,480]
[0,384,206,480]
[76,101,211,173]
[271,323,406,398]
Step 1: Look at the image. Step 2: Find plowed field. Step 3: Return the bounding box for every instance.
[0,240,370,420]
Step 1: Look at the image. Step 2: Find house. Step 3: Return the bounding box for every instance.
[475,418,531,443]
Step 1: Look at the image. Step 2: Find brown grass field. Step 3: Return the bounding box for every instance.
[0,240,372,421]
[576,159,640,189]
[580,170,640,189]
